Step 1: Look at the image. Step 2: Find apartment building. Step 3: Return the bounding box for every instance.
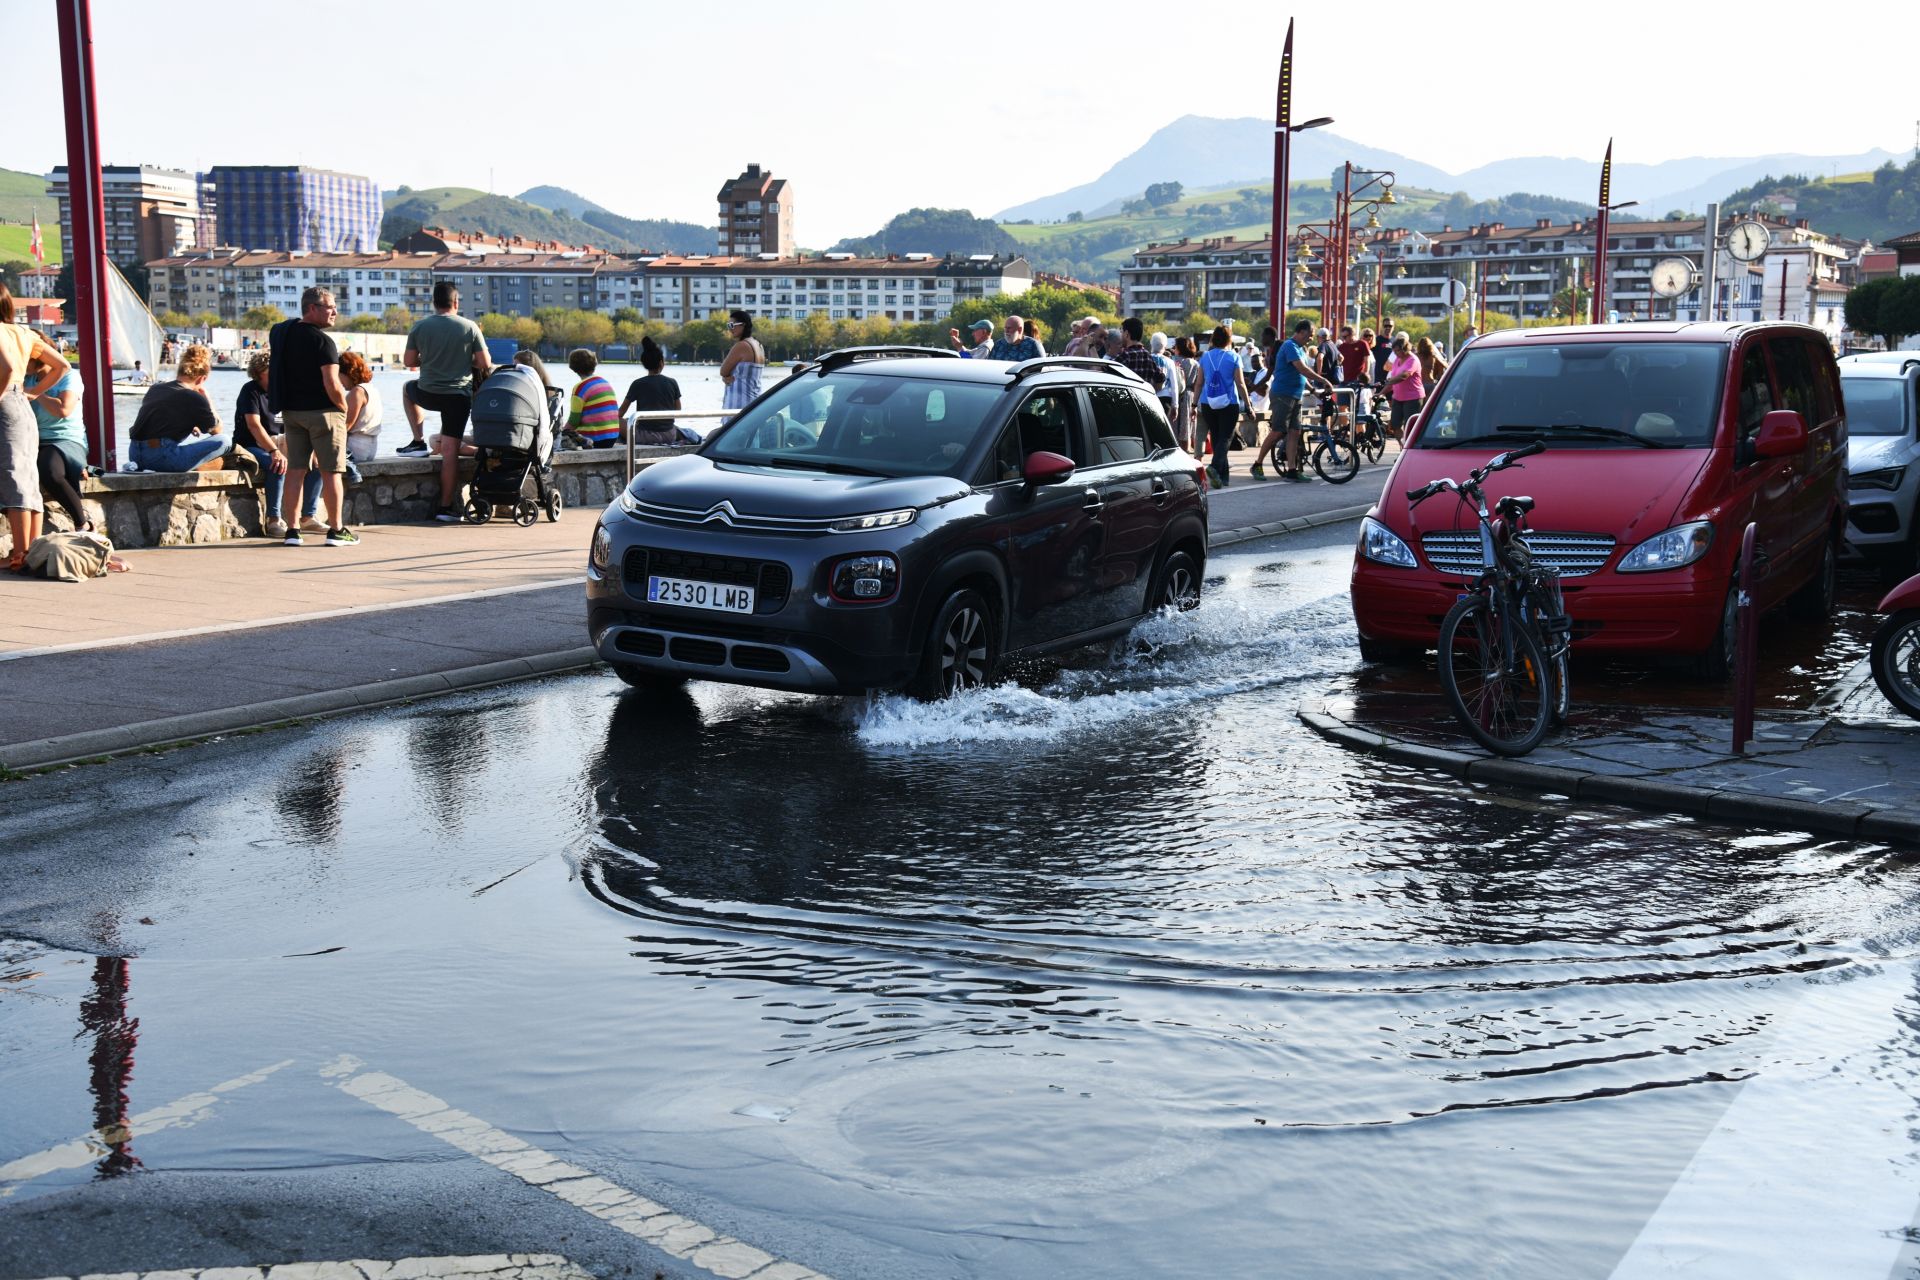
[435,252,613,317]
[208,165,382,254]
[14,265,62,298]
[715,165,794,259]
[47,164,205,265]
[146,249,437,321]
[600,253,1034,325]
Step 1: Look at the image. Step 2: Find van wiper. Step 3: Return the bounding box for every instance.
[756,457,890,477]
[1544,423,1675,448]
[1426,427,1545,449]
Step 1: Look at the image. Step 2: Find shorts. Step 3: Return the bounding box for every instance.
[1270,395,1303,434]
[284,409,348,474]
[404,382,473,442]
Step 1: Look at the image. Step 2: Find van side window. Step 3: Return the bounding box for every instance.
[1805,339,1838,424]
[1766,336,1818,423]
[1737,346,1774,447]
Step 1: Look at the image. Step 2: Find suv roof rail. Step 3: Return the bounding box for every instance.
[801,345,960,376]
[1007,356,1146,385]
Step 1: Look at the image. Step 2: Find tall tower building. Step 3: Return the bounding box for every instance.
[47,165,203,265]
[715,164,794,258]
[208,165,382,253]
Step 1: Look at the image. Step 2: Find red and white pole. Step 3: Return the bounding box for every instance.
[56,0,115,469]
[1268,20,1293,328]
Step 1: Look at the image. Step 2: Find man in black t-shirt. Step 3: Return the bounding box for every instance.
[274,287,355,547]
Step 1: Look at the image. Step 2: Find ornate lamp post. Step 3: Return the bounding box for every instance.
[1269,20,1334,324]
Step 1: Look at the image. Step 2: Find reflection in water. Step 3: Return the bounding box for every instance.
[279,751,351,847]
[77,957,139,1179]
[403,707,497,832]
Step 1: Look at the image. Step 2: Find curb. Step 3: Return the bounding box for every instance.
[1297,700,1920,845]
[1,647,603,774]
[1208,503,1372,550]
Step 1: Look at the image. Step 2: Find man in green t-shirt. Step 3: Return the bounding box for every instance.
[402,281,490,522]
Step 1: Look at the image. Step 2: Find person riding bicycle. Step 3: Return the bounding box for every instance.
[1250,320,1333,482]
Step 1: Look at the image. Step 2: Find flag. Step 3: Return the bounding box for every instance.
[29,213,43,263]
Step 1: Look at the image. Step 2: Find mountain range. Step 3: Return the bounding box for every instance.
[994,115,1907,224]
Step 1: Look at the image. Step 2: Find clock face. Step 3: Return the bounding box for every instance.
[1728,220,1771,261]
[1650,258,1694,298]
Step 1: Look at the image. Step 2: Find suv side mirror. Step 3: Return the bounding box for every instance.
[1754,409,1808,459]
[1023,451,1076,487]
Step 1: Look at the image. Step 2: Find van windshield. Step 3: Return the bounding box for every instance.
[1416,342,1728,449]
[704,373,1003,477]
[1841,378,1910,436]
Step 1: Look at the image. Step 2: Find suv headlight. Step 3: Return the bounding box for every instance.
[1850,466,1907,492]
[828,553,900,602]
[1357,516,1417,569]
[831,508,916,533]
[590,524,612,574]
[617,487,642,516]
[1618,521,1713,573]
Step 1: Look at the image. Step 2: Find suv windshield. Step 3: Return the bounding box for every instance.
[1416,342,1728,449]
[1841,377,1910,436]
[704,372,1003,477]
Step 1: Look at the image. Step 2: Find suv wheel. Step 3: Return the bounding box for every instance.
[909,588,997,701]
[612,662,687,693]
[1153,549,1202,611]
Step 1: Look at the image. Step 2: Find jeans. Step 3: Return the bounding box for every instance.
[131,434,229,473]
[245,444,322,519]
[1199,405,1239,484]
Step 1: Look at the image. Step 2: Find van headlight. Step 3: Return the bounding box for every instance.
[1618,521,1713,572]
[1357,516,1417,569]
[1850,466,1907,492]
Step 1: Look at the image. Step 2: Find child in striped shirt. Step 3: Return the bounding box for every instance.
[567,349,622,447]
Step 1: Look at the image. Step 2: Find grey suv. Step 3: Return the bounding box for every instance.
[586,348,1209,698]
[1840,353,1920,577]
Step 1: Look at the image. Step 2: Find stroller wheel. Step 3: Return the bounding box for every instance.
[465,496,492,524]
[514,499,539,528]
[544,489,564,522]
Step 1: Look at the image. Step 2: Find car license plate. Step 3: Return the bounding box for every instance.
[648,575,755,613]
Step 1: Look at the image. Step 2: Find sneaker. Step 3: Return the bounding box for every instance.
[396,440,429,457]
[324,527,360,547]
[1286,470,1313,483]
[1248,464,1268,481]
[264,517,288,539]
[433,507,461,524]
[283,530,303,547]
[1209,466,1229,488]
[299,516,327,534]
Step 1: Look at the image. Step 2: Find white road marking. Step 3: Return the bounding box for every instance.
[1609,963,1920,1278]
[19,1253,592,1280]
[0,579,581,663]
[0,1060,293,1197]
[322,1057,827,1280]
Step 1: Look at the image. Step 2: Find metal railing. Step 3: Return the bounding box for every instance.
[613,409,730,483]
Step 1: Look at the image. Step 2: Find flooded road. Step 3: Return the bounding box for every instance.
[6,526,1920,1279]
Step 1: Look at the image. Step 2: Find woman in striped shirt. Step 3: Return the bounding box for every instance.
[566,349,622,447]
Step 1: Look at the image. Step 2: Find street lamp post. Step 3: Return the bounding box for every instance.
[1268,20,1333,325]
[1590,139,1639,324]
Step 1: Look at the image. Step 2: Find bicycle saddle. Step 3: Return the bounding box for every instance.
[1497,495,1536,515]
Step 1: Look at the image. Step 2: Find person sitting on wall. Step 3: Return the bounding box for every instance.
[128,345,258,476]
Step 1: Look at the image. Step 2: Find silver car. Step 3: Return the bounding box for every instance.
[1841,354,1920,577]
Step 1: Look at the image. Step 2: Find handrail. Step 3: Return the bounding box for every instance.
[617,408,730,483]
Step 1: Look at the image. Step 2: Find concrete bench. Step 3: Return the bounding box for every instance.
[2,445,696,553]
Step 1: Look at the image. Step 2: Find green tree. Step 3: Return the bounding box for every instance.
[614,319,648,355]
[190,310,221,330]
[1144,182,1184,208]
[509,316,543,348]
[575,310,615,356]
[239,304,285,330]
[344,314,384,332]
[381,305,415,333]
[611,306,643,327]
[1846,277,1895,346]
[0,259,31,291]
[1066,211,1084,223]
[477,311,521,339]
[156,309,191,331]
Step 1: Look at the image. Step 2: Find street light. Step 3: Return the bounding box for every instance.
[1270,21,1334,322]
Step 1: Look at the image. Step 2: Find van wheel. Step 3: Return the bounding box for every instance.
[908,588,997,701]
[1691,586,1740,681]
[1789,535,1837,621]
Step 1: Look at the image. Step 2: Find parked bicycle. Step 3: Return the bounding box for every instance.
[1406,441,1572,756]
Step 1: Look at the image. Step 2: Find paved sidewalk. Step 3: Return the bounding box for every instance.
[1301,665,1920,844]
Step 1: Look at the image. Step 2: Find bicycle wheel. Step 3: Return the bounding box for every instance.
[1359,426,1385,465]
[1312,431,1360,484]
[1438,595,1551,756]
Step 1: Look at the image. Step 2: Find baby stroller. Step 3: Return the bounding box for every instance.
[465,365,564,526]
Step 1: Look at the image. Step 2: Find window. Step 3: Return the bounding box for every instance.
[1767,336,1818,423]
[1806,339,1838,423]
[1737,345,1774,446]
[1087,385,1148,463]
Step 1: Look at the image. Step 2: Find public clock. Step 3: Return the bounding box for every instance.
[1650,257,1695,299]
[1726,220,1771,262]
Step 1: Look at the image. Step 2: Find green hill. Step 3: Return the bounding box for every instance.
[0,224,59,266]
[1721,158,1920,241]
[381,186,651,253]
[0,167,58,259]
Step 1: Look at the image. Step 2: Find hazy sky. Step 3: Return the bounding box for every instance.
[6,0,1914,245]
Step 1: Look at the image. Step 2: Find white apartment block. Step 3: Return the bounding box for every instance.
[146,250,437,320]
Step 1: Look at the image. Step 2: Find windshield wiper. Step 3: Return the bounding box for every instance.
[752,456,890,477]
[1542,423,1675,448]
[1425,427,1546,449]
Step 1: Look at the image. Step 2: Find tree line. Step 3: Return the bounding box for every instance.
[1845,275,1920,351]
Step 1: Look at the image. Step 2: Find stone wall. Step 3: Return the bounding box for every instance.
[0,446,692,555]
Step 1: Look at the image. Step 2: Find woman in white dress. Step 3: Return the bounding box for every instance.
[719,310,765,414]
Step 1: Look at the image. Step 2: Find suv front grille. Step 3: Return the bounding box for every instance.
[1420,530,1616,578]
[628,498,842,535]
[622,547,792,612]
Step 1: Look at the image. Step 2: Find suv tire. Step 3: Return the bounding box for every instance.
[909,587,998,701]
[1152,549,1203,611]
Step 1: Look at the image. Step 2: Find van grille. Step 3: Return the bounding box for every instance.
[1420,530,1616,578]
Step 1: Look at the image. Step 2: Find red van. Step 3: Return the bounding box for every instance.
[1351,322,1846,676]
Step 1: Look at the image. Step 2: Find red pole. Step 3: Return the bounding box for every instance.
[57,0,115,469]
[1732,522,1758,753]
[1338,163,1353,329]
[1268,20,1293,328]
[1777,258,1788,321]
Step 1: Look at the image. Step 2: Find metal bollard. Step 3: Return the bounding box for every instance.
[1731,521,1758,753]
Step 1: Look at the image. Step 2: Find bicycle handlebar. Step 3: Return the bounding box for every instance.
[1407,441,1546,507]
